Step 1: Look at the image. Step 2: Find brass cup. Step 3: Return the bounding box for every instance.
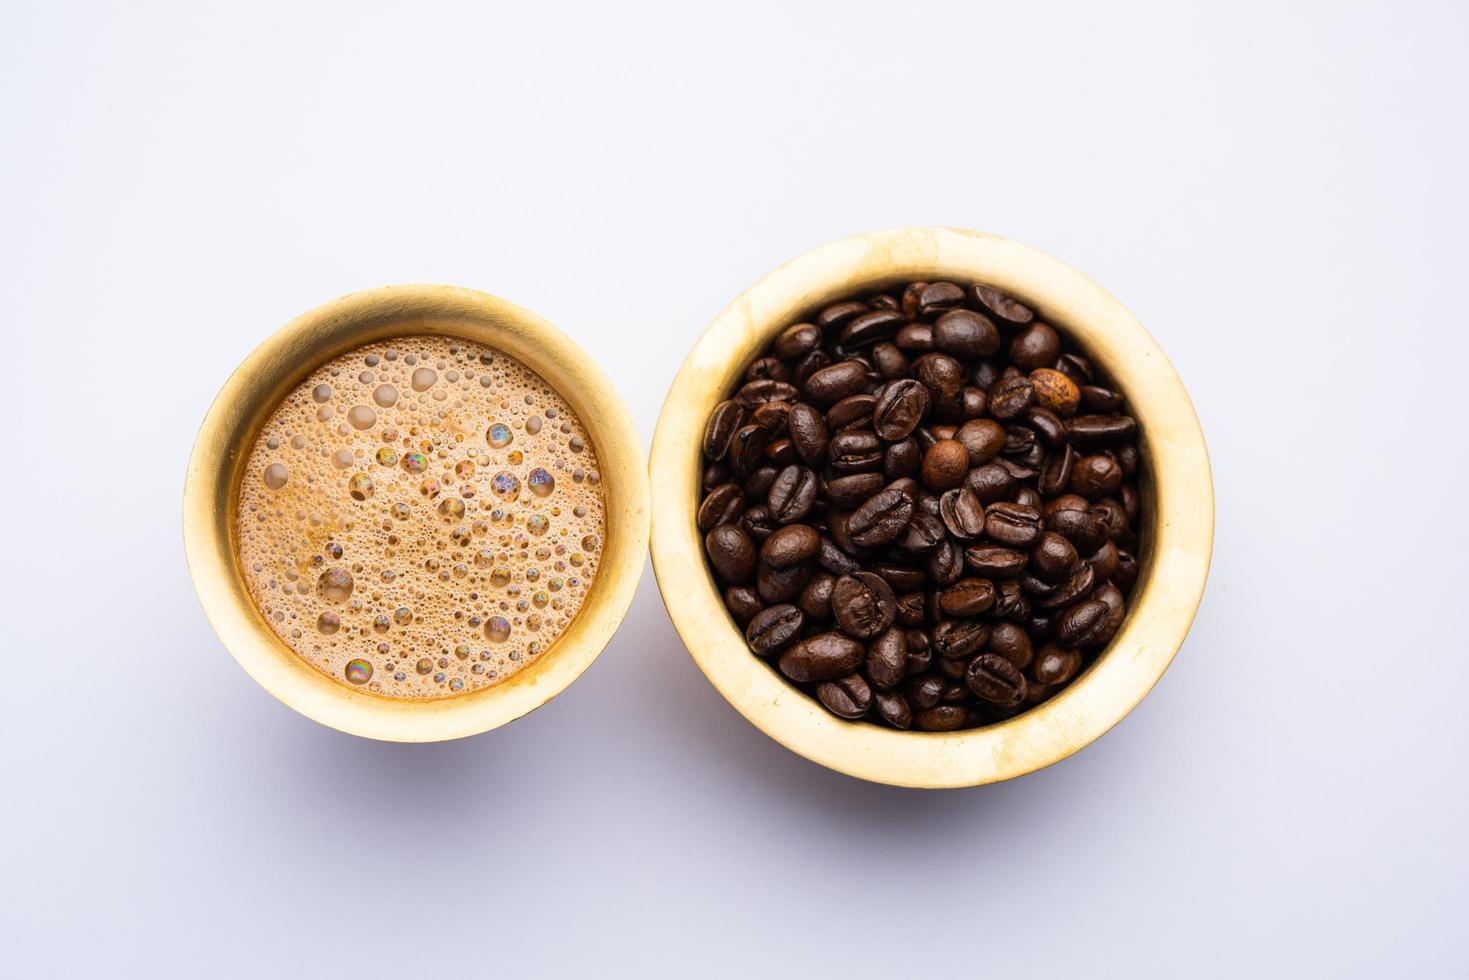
[184,285,650,741]
[649,228,1213,788]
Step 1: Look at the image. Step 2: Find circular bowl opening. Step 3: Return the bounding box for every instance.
[649,228,1212,787]
[184,285,649,741]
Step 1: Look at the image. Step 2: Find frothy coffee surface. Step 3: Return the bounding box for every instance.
[235,336,605,699]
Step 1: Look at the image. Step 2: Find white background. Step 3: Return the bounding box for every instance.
[2,2,1465,976]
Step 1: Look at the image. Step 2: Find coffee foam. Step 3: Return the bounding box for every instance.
[235,336,606,699]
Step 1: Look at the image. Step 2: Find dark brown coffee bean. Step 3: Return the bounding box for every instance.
[1009,323,1061,370]
[913,353,965,406]
[779,632,865,682]
[1029,531,1079,582]
[750,400,792,433]
[774,322,821,360]
[994,578,1028,620]
[872,379,930,440]
[869,294,900,312]
[745,357,788,383]
[910,705,963,731]
[988,622,1033,669]
[1089,582,1127,647]
[896,591,926,626]
[798,572,836,621]
[767,465,818,524]
[894,322,934,351]
[921,439,969,491]
[727,423,771,479]
[939,577,997,617]
[1032,643,1081,685]
[985,501,1042,547]
[757,562,813,604]
[965,462,1016,504]
[884,438,920,480]
[1034,562,1096,611]
[964,544,1027,578]
[1089,539,1120,582]
[846,488,914,548]
[931,618,989,659]
[785,402,828,466]
[900,511,946,553]
[1044,506,1108,553]
[970,284,1034,326]
[940,487,987,540]
[1066,414,1138,448]
[1055,599,1109,647]
[1078,386,1124,413]
[1038,443,1077,498]
[933,308,1000,357]
[826,394,876,432]
[815,300,868,331]
[702,400,746,461]
[817,536,861,576]
[840,308,906,347]
[1054,352,1093,384]
[817,674,873,719]
[926,537,963,586]
[871,563,926,593]
[866,627,907,690]
[1003,424,1036,456]
[1028,368,1080,417]
[917,281,966,318]
[1071,454,1123,499]
[1025,406,1066,447]
[961,387,987,419]
[737,379,799,409]
[905,673,947,710]
[697,483,744,531]
[966,653,1027,706]
[903,631,932,673]
[743,464,778,500]
[872,341,908,379]
[703,462,730,491]
[936,656,967,681]
[988,375,1034,420]
[793,349,831,387]
[723,586,764,625]
[739,504,776,542]
[764,437,796,466]
[761,524,820,569]
[952,419,1003,466]
[746,604,804,655]
[803,361,870,405]
[1120,480,1140,517]
[873,690,912,729]
[831,572,897,639]
[829,430,883,474]
[705,524,756,583]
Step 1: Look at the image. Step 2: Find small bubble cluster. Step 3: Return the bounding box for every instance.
[236,335,606,700]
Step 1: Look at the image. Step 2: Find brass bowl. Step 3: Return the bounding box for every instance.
[649,228,1213,788]
[184,285,650,741]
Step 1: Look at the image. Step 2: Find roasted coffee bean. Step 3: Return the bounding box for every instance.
[866,627,907,690]
[739,504,777,542]
[985,502,1043,547]
[896,591,926,626]
[900,283,927,320]
[798,572,836,621]
[1003,424,1036,456]
[804,361,871,405]
[1009,323,1061,370]
[1066,414,1138,447]
[1078,386,1124,413]
[1026,406,1066,447]
[779,632,865,682]
[873,379,930,440]
[817,536,861,576]
[905,674,947,710]
[746,604,804,655]
[723,586,764,625]
[988,375,1035,420]
[1034,562,1096,611]
[698,483,744,531]
[900,511,946,553]
[841,308,906,347]
[965,462,1016,504]
[1089,539,1120,582]
[728,423,771,479]
[705,524,756,583]
[786,402,829,465]
[894,322,934,351]
[871,562,927,593]
[913,353,965,408]
[1028,368,1080,416]
[761,524,820,569]
[848,488,914,547]
[1054,353,1093,384]
[745,357,788,383]
[767,465,818,524]
[873,690,913,729]
[1090,582,1127,646]
[703,400,746,461]
[1071,454,1123,499]
[1029,532,1079,582]
[939,577,997,617]
[921,439,969,490]
[1056,599,1109,647]
[916,281,966,318]
[915,705,968,731]
[1038,442,1077,498]
[822,472,881,510]
[870,294,900,311]
[988,622,1033,670]
[815,300,868,330]
[703,461,731,491]
[793,349,831,387]
[1032,643,1081,685]
[872,342,908,379]
[737,379,799,409]
[966,653,1027,706]
[1044,505,1108,553]
[764,437,796,466]
[1091,498,1129,540]
[817,674,873,719]
[932,618,989,659]
[774,322,821,359]
[970,284,1034,326]
[829,430,883,474]
[926,537,963,586]
[936,656,967,681]
[1114,549,1140,591]
[994,578,1029,620]
[831,572,898,639]
[883,438,920,480]
[751,400,792,432]
[933,309,1000,357]
[964,544,1027,578]
[954,418,1005,466]
[961,387,987,419]
[938,488,985,539]
[1120,479,1140,515]
[744,465,778,500]
[904,630,932,671]
[757,562,813,604]
[827,394,877,432]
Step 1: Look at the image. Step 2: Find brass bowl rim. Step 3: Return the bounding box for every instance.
[648,227,1214,788]
[183,284,650,741]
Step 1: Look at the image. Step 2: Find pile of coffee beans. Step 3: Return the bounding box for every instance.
[700,281,1142,731]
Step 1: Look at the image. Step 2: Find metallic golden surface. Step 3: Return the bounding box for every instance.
[184,286,649,741]
[649,228,1213,788]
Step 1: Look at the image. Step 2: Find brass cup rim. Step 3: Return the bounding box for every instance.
[649,228,1214,788]
[183,285,649,741]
